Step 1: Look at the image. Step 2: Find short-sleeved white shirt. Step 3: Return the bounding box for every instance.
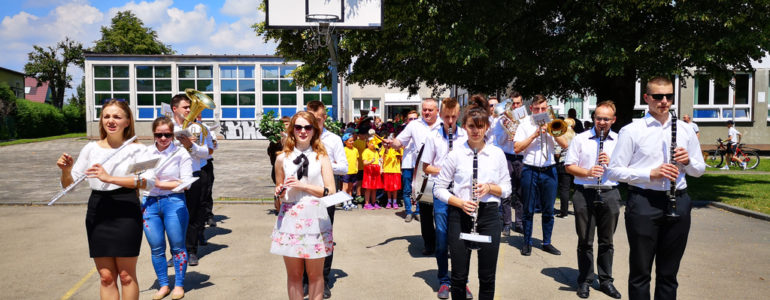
[396,118,442,169]
[513,116,557,167]
[728,127,740,144]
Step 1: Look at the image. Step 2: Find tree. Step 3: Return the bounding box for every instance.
[24,37,84,109]
[93,11,175,55]
[256,0,770,128]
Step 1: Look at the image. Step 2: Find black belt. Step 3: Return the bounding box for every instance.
[575,185,618,193]
[505,153,524,160]
[628,186,688,197]
[193,171,201,176]
[525,164,554,172]
[207,158,214,163]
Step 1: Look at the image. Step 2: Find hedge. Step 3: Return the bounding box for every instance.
[14,99,82,138]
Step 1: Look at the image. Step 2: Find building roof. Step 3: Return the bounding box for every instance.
[24,77,50,103]
[0,66,25,77]
[84,53,282,59]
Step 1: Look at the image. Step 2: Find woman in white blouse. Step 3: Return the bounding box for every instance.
[141,116,193,300]
[434,96,512,300]
[56,99,146,300]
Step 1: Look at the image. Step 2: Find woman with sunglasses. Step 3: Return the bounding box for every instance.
[271,111,336,300]
[141,116,193,300]
[56,99,145,300]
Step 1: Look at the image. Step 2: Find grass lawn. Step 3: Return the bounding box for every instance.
[0,133,86,147]
[687,173,770,215]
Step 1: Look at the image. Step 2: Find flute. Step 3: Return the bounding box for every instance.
[666,111,680,219]
[49,136,138,205]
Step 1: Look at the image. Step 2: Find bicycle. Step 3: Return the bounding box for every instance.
[703,138,760,169]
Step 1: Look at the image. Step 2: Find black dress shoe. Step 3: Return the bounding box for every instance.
[599,282,622,299]
[422,248,435,256]
[520,244,531,256]
[542,244,561,255]
[577,282,590,298]
[513,225,523,234]
[502,225,511,237]
[206,217,216,227]
[323,283,331,299]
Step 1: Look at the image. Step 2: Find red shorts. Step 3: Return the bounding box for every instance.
[362,165,383,189]
[382,173,401,191]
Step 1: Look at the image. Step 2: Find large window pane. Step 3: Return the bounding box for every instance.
[735,74,749,105]
[137,94,154,105]
[239,108,255,119]
[694,109,719,118]
[304,94,320,104]
[241,66,254,78]
[95,93,112,105]
[136,66,153,78]
[179,80,195,91]
[239,94,256,105]
[94,79,111,91]
[262,80,278,91]
[221,94,238,105]
[262,66,279,78]
[179,66,195,78]
[94,66,111,78]
[322,94,332,105]
[114,94,130,103]
[112,66,129,77]
[714,81,729,105]
[281,94,297,105]
[113,79,129,91]
[137,79,153,92]
[694,75,709,105]
[155,66,171,78]
[220,66,237,78]
[197,66,212,78]
[280,79,296,91]
[239,80,255,92]
[155,80,171,91]
[138,108,155,119]
[156,94,171,105]
[280,66,296,78]
[263,94,279,105]
[222,108,238,119]
[197,80,213,91]
[221,80,237,92]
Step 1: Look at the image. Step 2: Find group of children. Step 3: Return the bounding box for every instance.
[341,130,404,210]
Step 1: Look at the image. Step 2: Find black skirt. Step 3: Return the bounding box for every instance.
[85,188,143,257]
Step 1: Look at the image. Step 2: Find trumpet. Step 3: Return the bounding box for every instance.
[547,106,568,137]
[493,99,521,140]
[182,89,216,146]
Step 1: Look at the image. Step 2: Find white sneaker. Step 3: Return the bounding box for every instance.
[720,165,730,170]
[741,162,747,169]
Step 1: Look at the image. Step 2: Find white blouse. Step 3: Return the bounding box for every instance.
[70,141,145,191]
[434,142,512,204]
[142,143,194,196]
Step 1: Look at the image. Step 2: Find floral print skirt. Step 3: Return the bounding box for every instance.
[270,196,333,259]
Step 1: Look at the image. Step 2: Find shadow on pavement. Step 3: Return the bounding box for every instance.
[146,271,213,291]
[197,241,228,259]
[366,234,430,258]
[541,267,579,291]
[327,269,349,287]
[212,214,230,223]
[413,269,439,291]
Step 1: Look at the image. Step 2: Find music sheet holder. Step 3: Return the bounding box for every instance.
[460,232,492,243]
[172,177,199,193]
[127,158,160,174]
[583,184,614,190]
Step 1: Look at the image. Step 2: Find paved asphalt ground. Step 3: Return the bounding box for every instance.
[1,138,769,299]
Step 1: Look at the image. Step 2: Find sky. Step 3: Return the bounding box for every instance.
[0,0,278,98]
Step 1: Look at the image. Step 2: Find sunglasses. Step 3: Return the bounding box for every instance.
[294,125,314,132]
[648,93,675,101]
[594,117,613,122]
[102,98,127,105]
[154,133,173,138]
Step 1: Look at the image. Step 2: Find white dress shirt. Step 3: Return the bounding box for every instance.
[564,128,619,186]
[203,122,217,160]
[607,113,705,191]
[486,115,498,145]
[320,128,348,175]
[172,119,209,172]
[421,125,468,179]
[513,115,557,167]
[434,142,512,204]
[142,143,193,196]
[688,121,699,134]
[492,116,516,154]
[396,117,442,169]
[70,142,145,191]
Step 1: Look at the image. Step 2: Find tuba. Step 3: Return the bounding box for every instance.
[546,106,568,137]
[493,99,520,140]
[183,88,216,145]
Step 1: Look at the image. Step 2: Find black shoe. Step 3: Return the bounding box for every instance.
[323,284,331,299]
[188,253,199,266]
[414,214,421,222]
[542,244,561,255]
[303,283,308,297]
[577,282,590,298]
[513,225,523,234]
[599,282,622,299]
[520,244,531,256]
[422,248,435,256]
[405,214,413,223]
[557,213,568,218]
[206,217,216,227]
[502,225,511,237]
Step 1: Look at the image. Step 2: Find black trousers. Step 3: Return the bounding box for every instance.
[503,154,524,228]
[201,159,214,220]
[573,186,620,285]
[448,203,501,300]
[303,205,336,286]
[556,162,573,215]
[184,169,209,254]
[419,201,436,252]
[625,188,692,300]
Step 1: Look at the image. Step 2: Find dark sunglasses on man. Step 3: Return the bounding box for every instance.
[648,93,675,101]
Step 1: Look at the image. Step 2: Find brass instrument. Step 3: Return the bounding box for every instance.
[547,106,568,137]
[493,99,521,140]
[183,89,216,146]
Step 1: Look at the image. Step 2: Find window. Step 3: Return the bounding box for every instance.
[220,65,256,119]
[178,65,214,119]
[136,65,172,120]
[353,98,380,118]
[93,65,130,119]
[260,65,298,118]
[692,73,752,121]
[303,84,333,117]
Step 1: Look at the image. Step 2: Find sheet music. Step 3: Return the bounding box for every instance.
[512,106,528,120]
[126,158,160,174]
[171,177,199,193]
[322,191,353,207]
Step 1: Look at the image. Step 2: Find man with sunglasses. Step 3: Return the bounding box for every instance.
[607,77,705,300]
[565,101,622,299]
[491,91,526,237]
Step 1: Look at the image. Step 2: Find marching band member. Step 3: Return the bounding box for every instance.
[435,97,511,300]
[513,95,569,256]
[564,101,621,299]
[492,91,525,236]
[56,99,146,300]
[607,77,705,300]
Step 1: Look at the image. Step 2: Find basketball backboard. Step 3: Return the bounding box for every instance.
[266,0,382,29]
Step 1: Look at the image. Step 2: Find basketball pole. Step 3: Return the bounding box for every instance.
[326,31,340,121]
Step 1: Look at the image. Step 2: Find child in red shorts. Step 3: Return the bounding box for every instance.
[362,137,383,209]
[380,142,403,209]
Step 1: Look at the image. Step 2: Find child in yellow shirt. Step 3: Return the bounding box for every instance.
[380,144,403,209]
[341,133,359,210]
[353,132,368,203]
[361,137,383,210]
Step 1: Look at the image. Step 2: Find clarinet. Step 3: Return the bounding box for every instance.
[467,149,482,250]
[666,111,680,219]
[592,128,606,205]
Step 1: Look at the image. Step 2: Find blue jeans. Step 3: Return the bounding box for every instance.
[401,168,419,215]
[433,192,450,285]
[142,193,189,287]
[521,166,557,246]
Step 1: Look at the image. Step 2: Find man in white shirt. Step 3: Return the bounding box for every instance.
[397,110,424,222]
[681,114,699,139]
[607,76,705,300]
[565,101,622,299]
[170,94,212,266]
[486,96,499,145]
[513,95,569,256]
[306,100,348,299]
[491,91,525,236]
[723,120,744,170]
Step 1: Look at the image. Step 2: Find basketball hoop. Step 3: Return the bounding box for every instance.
[307,14,339,50]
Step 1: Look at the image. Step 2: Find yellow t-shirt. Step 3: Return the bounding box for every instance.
[344,146,359,175]
[380,148,403,174]
[362,148,380,166]
[354,139,367,170]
